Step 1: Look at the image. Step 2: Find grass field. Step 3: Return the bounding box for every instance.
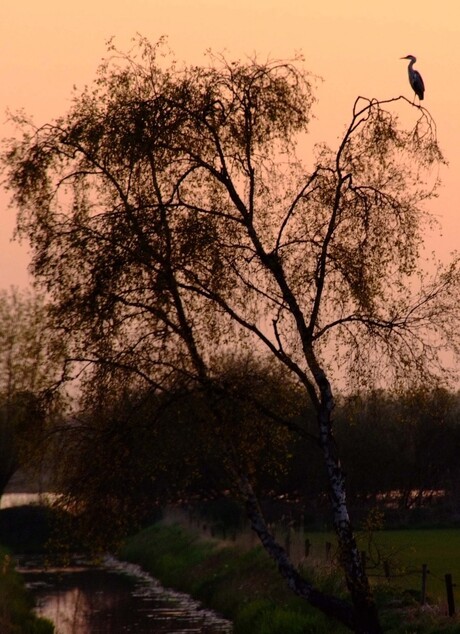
[280,528,460,608]
[362,529,460,606]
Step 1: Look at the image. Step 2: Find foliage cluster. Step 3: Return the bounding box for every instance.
[0,288,66,498]
[52,354,300,548]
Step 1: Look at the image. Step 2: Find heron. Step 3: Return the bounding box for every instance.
[401,55,425,102]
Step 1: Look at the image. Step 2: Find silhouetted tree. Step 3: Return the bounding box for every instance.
[0,289,65,497]
[52,354,301,548]
[3,37,459,633]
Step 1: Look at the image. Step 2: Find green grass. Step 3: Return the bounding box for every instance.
[121,522,460,633]
[234,599,334,634]
[0,545,54,634]
[365,529,460,604]
[120,523,348,634]
[278,528,460,605]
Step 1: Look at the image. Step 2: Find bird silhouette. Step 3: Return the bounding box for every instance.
[401,55,425,102]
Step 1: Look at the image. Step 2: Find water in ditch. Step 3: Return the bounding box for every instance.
[18,555,232,633]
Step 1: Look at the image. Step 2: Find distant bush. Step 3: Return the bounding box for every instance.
[0,506,52,553]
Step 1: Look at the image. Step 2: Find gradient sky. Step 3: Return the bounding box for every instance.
[1,0,459,287]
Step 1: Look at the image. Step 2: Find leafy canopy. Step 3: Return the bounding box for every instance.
[2,37,456,396]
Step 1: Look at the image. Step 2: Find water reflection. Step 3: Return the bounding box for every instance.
[0,492,57,509]
[19,557,232,633]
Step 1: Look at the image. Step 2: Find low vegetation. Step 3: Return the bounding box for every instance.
[120,522,460,634]
[121,522,347,634]
[0,544,54,634]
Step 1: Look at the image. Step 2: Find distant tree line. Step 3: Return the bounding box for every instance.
[0,288,65,499]
[52,357,460,541]
[336,387,460,511]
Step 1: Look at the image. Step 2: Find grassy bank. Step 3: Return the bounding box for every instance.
[120,522,348,634]
[0,545,54,634]
[120,522,460,633]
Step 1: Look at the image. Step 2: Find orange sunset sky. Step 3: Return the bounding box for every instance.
[1,0,459,288]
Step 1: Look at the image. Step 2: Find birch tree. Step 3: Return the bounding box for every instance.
[3,38,459,633]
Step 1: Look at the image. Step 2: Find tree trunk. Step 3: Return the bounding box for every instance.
[317,402,382,634]
[239,475,357,630]
[242,472,383,632]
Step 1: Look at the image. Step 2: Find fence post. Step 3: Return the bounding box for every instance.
[325,541,332,561]
[304,538,311,559]
[445,573,456,617]
[421,564,428,605]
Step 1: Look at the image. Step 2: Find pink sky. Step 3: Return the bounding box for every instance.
[1,0,459,287]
